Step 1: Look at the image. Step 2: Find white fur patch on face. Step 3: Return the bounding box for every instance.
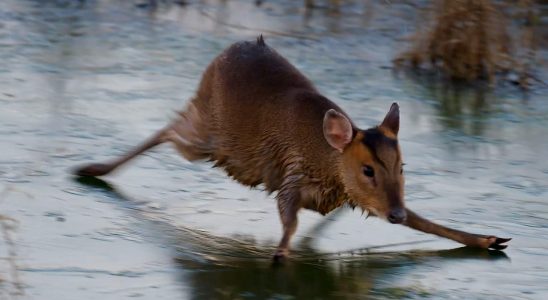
[367,207,383,219]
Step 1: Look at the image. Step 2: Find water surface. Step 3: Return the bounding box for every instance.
[1,0,547,299]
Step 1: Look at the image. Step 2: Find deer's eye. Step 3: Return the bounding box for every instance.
[363,165,375,177]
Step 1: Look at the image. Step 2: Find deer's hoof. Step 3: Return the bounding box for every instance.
[72,163,112,177]
[485,236,512,250]
[272,249,289,263]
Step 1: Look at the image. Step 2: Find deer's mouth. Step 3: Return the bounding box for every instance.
[387,207,407,224]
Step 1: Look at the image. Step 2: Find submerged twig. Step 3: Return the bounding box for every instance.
[198,9,319,41]
[0,186,24,298]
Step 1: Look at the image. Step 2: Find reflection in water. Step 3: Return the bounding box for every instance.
[401,71,497,136]
[173,232,508,299]
[176,248,508,299]
[426,79,491,136]
[303,1,343,34]
[76,177,509,299]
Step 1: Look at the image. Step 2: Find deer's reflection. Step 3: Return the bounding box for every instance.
[75,176,509,299]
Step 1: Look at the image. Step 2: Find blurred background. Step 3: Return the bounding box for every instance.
[0,0,547,299]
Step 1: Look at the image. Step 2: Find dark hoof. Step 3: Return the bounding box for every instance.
[72,163,113,177]
[273,254,286,263]
[272,250,289,263]
[488,237,511,250]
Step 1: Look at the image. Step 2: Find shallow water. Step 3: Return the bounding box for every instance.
[1,0,547,299]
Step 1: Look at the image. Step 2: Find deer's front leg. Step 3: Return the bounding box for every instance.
[404,208,511,250]
[274,187,302,262]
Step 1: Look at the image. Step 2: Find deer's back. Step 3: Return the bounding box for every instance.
[190,39,346,204]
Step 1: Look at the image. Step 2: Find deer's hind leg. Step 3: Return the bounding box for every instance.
[73,128,169,177]
[73,103,210,177]
[164,103,211,161]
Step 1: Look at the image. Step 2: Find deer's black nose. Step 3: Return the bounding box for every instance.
[387,208,407,224]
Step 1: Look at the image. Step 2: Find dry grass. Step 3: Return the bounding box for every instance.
[0,186,24,299]
[394,0,541,88]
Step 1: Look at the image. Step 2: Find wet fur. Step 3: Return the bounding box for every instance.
[175,38,351,215]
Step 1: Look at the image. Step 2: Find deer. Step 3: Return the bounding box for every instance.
[73,36,510,261]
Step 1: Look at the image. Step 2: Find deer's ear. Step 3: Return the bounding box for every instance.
[380,102,399,136]
[323,109,353,152]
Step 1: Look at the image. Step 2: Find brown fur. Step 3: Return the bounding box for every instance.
[178,39,349,214]
[74,37,510,260]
